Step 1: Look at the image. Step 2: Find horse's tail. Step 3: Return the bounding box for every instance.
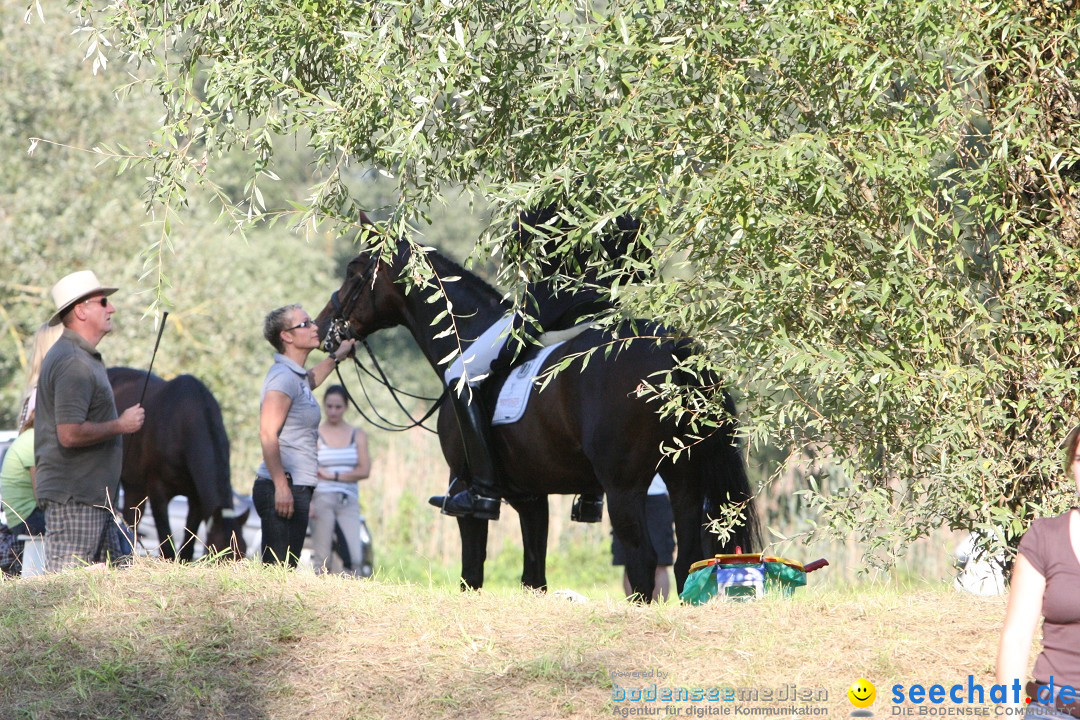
[693,392,760,556]
[173,375,232,516]
[669,340,760,555]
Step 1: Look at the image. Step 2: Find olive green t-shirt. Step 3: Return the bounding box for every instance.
[34,330,122,506]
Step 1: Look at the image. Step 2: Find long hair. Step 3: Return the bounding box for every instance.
[18,323,63,427]
[18,409,34,435]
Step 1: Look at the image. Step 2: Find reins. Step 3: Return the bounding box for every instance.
[334,340,445,434]
[327,253,446,433]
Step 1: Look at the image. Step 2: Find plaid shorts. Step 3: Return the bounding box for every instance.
[41,500,132,572]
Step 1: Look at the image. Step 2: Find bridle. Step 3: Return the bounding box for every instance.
[322,252,379,352]
[322,252,446,433]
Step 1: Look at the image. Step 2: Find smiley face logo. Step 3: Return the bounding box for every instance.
[848,679,876,708]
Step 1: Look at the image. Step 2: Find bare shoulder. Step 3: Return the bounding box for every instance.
[319,422,357,447]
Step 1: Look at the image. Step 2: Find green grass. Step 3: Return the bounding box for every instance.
[369,529,625,599]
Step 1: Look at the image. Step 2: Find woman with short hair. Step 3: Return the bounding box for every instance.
[253,305,355,566]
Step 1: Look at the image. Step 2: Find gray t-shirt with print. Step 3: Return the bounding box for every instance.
[255,354,321,487]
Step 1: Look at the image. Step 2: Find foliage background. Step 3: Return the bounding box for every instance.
[0,0,487,483]
[5,0,1080,575]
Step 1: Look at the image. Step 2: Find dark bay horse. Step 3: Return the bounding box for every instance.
[108,368,247,560]
[315,240,758,599]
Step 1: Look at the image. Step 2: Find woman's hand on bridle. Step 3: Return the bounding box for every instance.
[335,338,359,362]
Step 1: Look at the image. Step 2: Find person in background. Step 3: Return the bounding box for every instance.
[997,424,1080,718]
[2,324,64,541]
[309,385,371,576]
[35,270,145,572]
[17,323,63,429]
[611,474,675,601]
[2,411,44,540]
[254,305,356,567]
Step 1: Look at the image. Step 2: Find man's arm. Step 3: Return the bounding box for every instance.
[56,405,144,448]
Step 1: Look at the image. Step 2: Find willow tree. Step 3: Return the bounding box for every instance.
[59,0,1080,565]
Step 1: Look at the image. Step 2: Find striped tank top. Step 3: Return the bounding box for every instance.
[316,429,360,497]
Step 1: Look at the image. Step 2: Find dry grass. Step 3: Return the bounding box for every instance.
[0,558,1008,720]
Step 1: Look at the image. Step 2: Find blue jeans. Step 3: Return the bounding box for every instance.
[253,477,313,567]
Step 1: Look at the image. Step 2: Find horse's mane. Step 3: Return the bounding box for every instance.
[426,247,502,302]
[381,238,505,310]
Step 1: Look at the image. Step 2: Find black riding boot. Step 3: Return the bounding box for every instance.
[428,392,502,520]
[571,493,604,523]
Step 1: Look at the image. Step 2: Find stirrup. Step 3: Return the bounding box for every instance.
[571,494,604,523]
[431,489,501,521]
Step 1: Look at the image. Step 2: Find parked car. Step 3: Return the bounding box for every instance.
[130,492,373,576]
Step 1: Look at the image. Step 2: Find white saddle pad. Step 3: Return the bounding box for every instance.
[491,342,564,427]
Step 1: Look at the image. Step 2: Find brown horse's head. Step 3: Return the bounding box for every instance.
[206,505,250,559]
[316,250,403,354]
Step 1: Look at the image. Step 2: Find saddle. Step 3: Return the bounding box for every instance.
[493,320,653,426]
[490,342,565,427]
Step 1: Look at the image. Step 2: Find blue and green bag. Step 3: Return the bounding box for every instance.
[679,553,828,604]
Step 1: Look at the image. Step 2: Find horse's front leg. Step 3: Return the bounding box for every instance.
[148,493,177,561]
[508,495,549,591]
[180,499,203,562]
[457,515,489,591]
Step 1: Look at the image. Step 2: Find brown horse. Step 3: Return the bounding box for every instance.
[108,368,247,560]
[315,240,758,599]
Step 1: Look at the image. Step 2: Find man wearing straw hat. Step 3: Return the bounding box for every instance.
[34,270,145,572]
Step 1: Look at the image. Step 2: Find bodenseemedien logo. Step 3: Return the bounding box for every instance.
[848,678,876,717]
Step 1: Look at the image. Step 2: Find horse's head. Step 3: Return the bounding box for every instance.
[316,250,402,353]
[206,505,250,559]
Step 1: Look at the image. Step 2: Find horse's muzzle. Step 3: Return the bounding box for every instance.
[321,318,356,353]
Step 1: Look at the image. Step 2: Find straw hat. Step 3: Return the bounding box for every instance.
[48,271,118,326]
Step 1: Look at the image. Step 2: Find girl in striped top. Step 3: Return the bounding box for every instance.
[310,385,371,576]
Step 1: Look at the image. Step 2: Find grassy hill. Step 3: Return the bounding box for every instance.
[0,560,1007,720]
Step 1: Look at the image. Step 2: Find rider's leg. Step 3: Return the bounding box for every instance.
[432,389,502,520]
[430,315,514,520]
[444,314,514,387]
